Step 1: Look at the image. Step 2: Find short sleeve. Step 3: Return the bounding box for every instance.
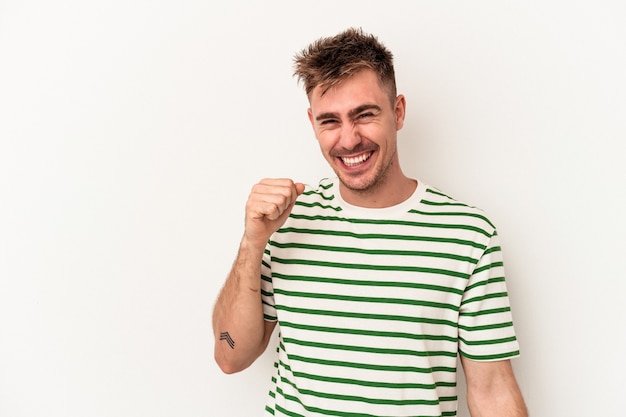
[458,230,520,361]
[261,244,277,322]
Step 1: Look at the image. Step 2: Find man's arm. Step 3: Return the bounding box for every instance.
[212,178,304,374]
[460,357,528,417]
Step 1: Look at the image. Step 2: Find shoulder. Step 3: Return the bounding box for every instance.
[416,184,497,236]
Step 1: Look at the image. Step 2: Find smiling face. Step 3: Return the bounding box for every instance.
[307,69,408,206]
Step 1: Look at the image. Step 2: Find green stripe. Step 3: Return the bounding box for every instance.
[458,321,514,332]
[291,370,449,390]
[274,402,304,417]
[408,209,494,228]
[425,188,454,198]
[421,199,471,207]
[275,305,458,328]
[273,289,459,312]
[272,257,470,279]
[465,276,505,292]
[459,335,517,346]
[279,320,458,343]
[274,391,432,417]
[484,245,502,255]
[473,261,504,275]
[288,214,492,236]
[286,354,457,374]
[276,227,487,249]
[460,350,520,361]
[309,181,333,191]
[303,188,335,200]
[270,241,479,264]
[295,200,342,211]
[272,272,464,295]
[459,306,511,317]
[276,379,451,408]
[461,291,509,306]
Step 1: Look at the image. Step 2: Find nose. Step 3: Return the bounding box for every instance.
[337,123,362,151]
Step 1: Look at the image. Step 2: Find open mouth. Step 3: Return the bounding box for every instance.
[340,151,373,167]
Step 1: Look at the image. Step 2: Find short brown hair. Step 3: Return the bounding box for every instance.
[293,27,397,103]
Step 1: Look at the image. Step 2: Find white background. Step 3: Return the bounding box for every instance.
[1,1,625,416]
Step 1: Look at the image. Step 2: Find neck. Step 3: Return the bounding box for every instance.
[340,175,417,208]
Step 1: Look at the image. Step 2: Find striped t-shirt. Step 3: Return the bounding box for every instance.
[261,178,520,417]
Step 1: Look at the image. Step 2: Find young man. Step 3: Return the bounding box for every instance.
[213,28,528,417]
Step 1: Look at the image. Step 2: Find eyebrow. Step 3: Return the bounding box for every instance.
[315,104,382,122]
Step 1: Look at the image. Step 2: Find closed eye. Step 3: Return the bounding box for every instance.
[355,112,376,122]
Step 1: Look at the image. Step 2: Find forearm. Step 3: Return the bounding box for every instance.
[462,358,528,417]
[467,381,528,417]
[212,238,272,374]
[213,178,304,374]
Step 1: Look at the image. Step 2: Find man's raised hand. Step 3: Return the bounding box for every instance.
[243,178,305,250]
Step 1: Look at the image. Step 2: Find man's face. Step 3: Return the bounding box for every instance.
[307,69,406,199]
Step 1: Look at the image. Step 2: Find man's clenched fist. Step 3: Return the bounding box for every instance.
[243,178,305,249]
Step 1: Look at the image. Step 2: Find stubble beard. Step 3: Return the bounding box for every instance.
[335,147,397,196]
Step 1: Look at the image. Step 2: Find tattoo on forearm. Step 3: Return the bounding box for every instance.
[220,331,235,349]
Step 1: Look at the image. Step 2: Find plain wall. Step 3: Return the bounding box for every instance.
[1,1,625,416]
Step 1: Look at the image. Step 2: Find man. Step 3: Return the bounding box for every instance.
[213,27,528,417]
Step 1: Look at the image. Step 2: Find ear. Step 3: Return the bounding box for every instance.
[307,107,314,126]
[307,107,319,140]
[394,94,406,130]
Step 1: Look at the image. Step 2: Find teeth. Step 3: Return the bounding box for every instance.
[341,152,372,167]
